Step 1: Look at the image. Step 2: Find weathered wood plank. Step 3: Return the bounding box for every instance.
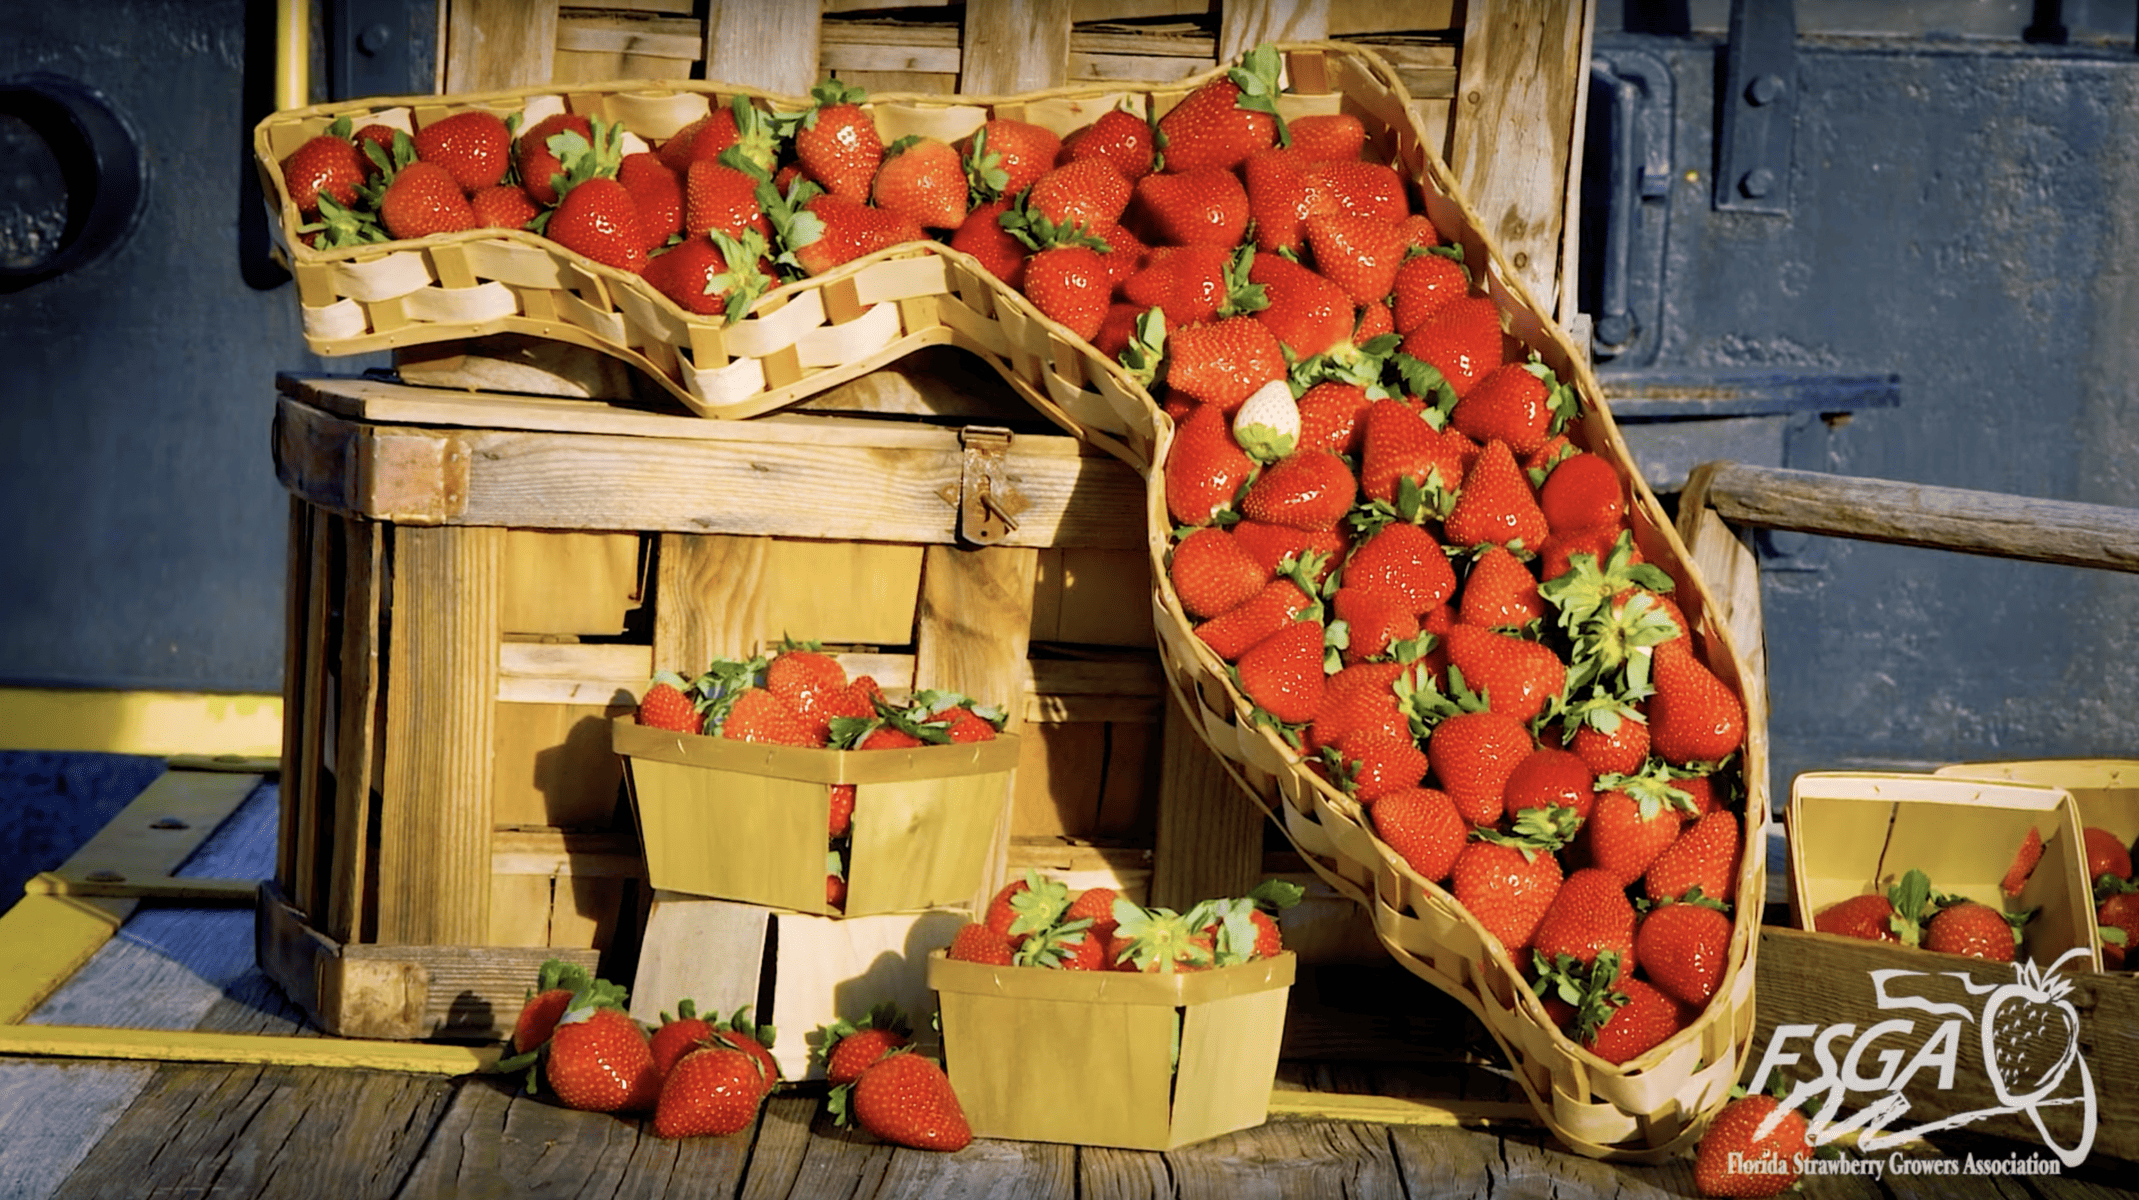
[738,1094,823,1200]
[328,516,382,942]
[703,0,822,95]
[959,0,1074,95]
[652,533,773,673]
[441,0,561,91]
[0,1060,157,1200]
[1698,461,2139,574]
[1149,691,1264,911]
[1163,1120,1406,1198]
[1217,0,1331,65]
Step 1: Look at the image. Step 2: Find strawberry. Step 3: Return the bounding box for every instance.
[649,997,716,1077]
[546,1001,661,1113]
[958,118,1059,204]
[948,199,1028,289]
[1017,918,1110,970]
[1451,839,1563,959]
[827,783,855,837]
[872,135,968,229]
[1354,298,1395,344]
[1583,978,1688,1064]
[1585,784,1693,885]
[847,1052,972,1151]
[1231,520,1346,582]
[1923,900,2019,961]
[1242,147,1314,254]
[940,706,999,743]
[1646,638,1746,766]
[1635,899,1733,1007]
[1131,168,1249,247]
[682,160,771,241]
[1531,867,1638,987]
[1675,771,1724,816]
[1166,315,1286,410]
[1442,623,1565,725]
[1561,692,1651,776]
[1325,722,1428,801]
[353,123,399,175]
[1372,787,1470,882]
[787,192,926,275]
[1694,1094,1811,1198]
[1060,106,1154,181]
[413,109,510,192]
[719,687,818,746]
[705,1006,781,1086]
[766,645,848,718]
[1022,243,1112,339]
[1026,158,1133,230]
[1233,378,1303,462]
[1452,362,1562,456]
[2001,826,2045,898]
[1331,586,1419,666]
[1304,212,1406,307]
[652,1044,768,1138]
[660,96,778,177]
[1537,521,1638,583]
[2084,825,2133,884]
[1240,449,1355,531]
[821,1001,912,1085]
[1391,252,1470,332]
[469,183,540,230]
[1169,525,1269,618]
[1305,159,1408,221]
[792,80,882,200]
[1122,244,1233,327]
[1501,746,1596,825]
[1090,218,1148,283]
[1289,112,1367,161]
[619,152,684,249]
[378,160,477,240]
[507,958,597,1055]
[1396,213,1443,250]
[1235,617,1328,725]
[1458,545,1545,630]
[281,133,365,214]
[516,112,593,206]
[548,177,646,272]
[946,921,1014,964]
[983,871,1072,945]
[1296,381,1374,455]
[1814,893,1901,944]
[1308,660,1411,752]
[2099,892,2139,969]
[1164,403,1256,525]
[1444,439,1550,552]
[1358,398,1476,506]
[1063,887,1124,941]
[638,676,704,733]
[1247,253,1352,360]
[1538,452,1627,533]
[1155,44,1285,174]
[643,229,773,321]
[1400,295,1505,398]
[1645,809,1740,905]
[1343,521,1455,615]
[1429,709,1534,825]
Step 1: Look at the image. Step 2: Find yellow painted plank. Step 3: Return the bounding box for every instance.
[0,1023,500,1074]
[1264,1090,1538,1127]
[0,894,123,1024]
[0,688,282,756]
[25,873,260,904]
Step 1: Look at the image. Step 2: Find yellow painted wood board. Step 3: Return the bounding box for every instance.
[0,1023,500,1074]
[0,689,282,757]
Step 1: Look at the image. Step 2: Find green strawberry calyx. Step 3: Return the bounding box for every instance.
[1227,44,1292,148]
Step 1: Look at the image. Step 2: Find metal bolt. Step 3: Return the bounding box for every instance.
[85,869,126,883]
[1739,168,1776,198]
[358,23,393,56]
[1595,313,1634,348]
[1746,74,1787,106]
[150,816,190,830]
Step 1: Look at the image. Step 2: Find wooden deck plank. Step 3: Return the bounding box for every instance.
[0,1060,156,1200]
[1164,1120,1405,1198]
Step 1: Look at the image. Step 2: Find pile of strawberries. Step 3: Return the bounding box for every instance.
[635,640,1007,911]
[501,961,969,1149]
[944,870,1301,972]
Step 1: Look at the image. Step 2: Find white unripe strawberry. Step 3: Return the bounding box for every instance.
[1232,379,1300,462]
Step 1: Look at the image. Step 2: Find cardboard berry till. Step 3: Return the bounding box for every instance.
[613,716,1019,917]
[928,950,1295,1150]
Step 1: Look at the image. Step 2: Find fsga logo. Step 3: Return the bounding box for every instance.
[1745,948,2095,1167]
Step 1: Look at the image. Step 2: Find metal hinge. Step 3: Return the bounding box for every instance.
[1715,0,1799,215]
[937,426,1028,546]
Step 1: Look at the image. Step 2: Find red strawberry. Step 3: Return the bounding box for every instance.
[638,679,703,733]
[793,81,882,200]
[1309,660,1411,752]
[1289,112,1367,161]
[507,959,596,1055]
[1396,213,1443,249]
[1458,545,1545,629]
[652,1044,768,1138]
[643,230,773,319]
[1242,147,1314,255]
[1646,638,1746,765]
[958,119,1060,204]
[1018,919,1111,970]
[2100,892,2139,969]
[1296,381,1374,455]
[1240,450,1355,531]
[766,648,846,713]
[1060,107,1154,180]
[353,123,399,176]
[1022,243,1112,340]
[1131,168,1249,247]
[702,1006,780,1086]
[983,872,1071,945]
[1999,828,2045,898]
[470,183,540,230]
[873,135,968,229]
[946,921,1014,964]
[1247,253,1353,360]
[1923,900,2018,961]
[1164,315,1286,411]
[682,160,770,241]
[661,98,777,177]
[1304,213,1406,307]
[1694,1094,1811,1198]
[1090,218,1148,284]
[848,1052,972,1152]
[1355,299,1395,344]
[1164,402,1256,525]
[1452,363,1559,456]
[548,177,646,272]
[1332,586,1420,666]
[618,152,684,250]
[1537,521,1639,583]
[1585,786,1692,885]
[281,133,365,214]
[516,112,593,206]
[1230,520,1346,582]
[1169,525,1269,619]
[1450,840,1563,959]
[1358,398,1477,506]
[2084,825,2132,883]
[1401,295,1505,399]
[1026,158,1133,230]
[1391,253,1469,332]
[1429,710,1534,825]
[1235,618,1328,724]
[1531,868,1638,987]
[1305,159,1407,221]
[413,109,510,192]
[1501,746,1597,824]
[546,1002,661,1113]
[1444,440,1550,551]
[1815,893,1901,943]
[1538,452,1627,533]
[1121,244,1229,327]
[649,998,716,1077]
[1442,624,1564,725]
[1645,809,1741,904]
[787,192,925,275]
[1155,46,1284,174]
[1326,722,1428,801]
[720,687,818,746]
[1372,787,1470,882]
[1562,694,1651,776]
[1343,521,1456,616]
[821,1002,913,1085]
[378,160,478,240]
[1635,900,1733,1007]
[1583,978,1688,1064]
[1063,887,1124,942]
[946,200,1027,290]
[1675,771,1723,816]
[1195,569,1316,663]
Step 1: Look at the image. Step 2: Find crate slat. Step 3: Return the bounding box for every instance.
[326,516,384,942]
[702,0,823,95]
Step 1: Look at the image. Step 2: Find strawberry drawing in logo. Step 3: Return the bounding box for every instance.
[1981,953,2083,1108]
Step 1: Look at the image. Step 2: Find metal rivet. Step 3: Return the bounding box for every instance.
[150,817,190,830]
[1739,168,1776,198]
[1747,74,1787,106]
[85,869,126,883]
[358,23,394,55]
[1511,251,1530,269]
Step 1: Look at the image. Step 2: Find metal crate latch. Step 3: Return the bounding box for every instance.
[1714,0,1798,215]
[939,426,1027,546]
